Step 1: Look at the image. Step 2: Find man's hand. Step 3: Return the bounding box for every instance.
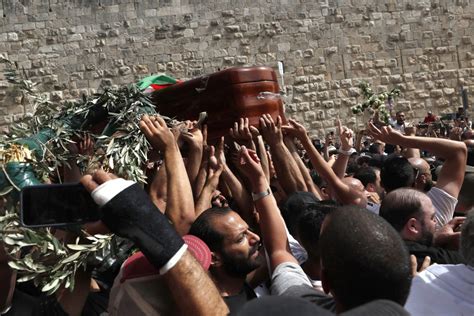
[281,118,308,140]
[230,117,253,145]
[367,121,405,144]
[434,216,465,250]
[180,121,204,149]
[140,115,176,152]
[237,146,266,184]
[80,169,118,193]
[259,114,284,146]
[410,255,431,277]
[337,119,354,151]
[67,134,95,156]
[209,137,227,168]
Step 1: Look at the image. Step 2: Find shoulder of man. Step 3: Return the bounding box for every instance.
[281,284,336,313]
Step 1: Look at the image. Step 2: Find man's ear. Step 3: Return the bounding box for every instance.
[405,217,421,236]
[211,252,222,268]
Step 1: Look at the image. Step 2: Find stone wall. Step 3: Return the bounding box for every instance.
[1,0,473,136]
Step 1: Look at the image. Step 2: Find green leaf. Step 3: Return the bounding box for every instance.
[0,186,13,196]
[60,251,82,264]
[8,261,26,270]
[42,278,60,292]
[17,274,37,282]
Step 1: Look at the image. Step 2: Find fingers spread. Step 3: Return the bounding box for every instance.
[421,256,431,271]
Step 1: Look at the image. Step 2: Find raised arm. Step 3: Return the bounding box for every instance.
[283,136,323,200]
[140,115,195,235]
[331,120,354,179]
[368,123,467,198]
[229,117,256,151]
[148,162,168,212]
[237,146,298,272]
[81,171,228,316]
[212,137,255,225]
[402,125,421,159]
[181,121,204,190]
[195,146,224,217]
[260,114,307,195]
[282,119,366,206]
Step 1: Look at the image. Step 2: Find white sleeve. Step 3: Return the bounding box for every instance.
[91,178,135,207]
[288,231,308,264]
[427,187,458,227]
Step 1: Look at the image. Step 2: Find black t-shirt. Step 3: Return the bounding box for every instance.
[225,283,257,315]
[405,240,466,269]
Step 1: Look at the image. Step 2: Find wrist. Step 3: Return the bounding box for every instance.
[251,187,272,202]
[251,176,269,192]
[339,147,356,156]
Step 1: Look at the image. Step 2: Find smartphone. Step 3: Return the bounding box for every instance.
[20,183,101,228]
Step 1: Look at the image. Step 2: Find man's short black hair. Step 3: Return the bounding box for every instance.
[354,166,377,188]
[369,142,383,154]
[296,200,338,258]
[379,188,425,232]
[280,191,321,238]
[381,155,415,192]
[320,206,411,310]
[189,207,233,252]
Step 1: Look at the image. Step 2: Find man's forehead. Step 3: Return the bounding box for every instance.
[211,211,247,235]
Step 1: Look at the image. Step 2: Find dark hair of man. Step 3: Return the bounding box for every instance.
[346,161,360,176]
[379,188,425,232]
[380,155,415,192]
[296,200,337,258]
[280,192,322,239]
[369,142,382,155]
[189,207,233,252]
[320,206,412,310]
[353,166,377,188]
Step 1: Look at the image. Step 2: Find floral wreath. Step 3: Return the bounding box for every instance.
[0,57,179,295]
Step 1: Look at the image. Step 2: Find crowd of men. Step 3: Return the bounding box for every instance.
[1,108,474,315]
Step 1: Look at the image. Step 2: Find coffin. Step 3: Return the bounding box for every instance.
[150,66,285,139]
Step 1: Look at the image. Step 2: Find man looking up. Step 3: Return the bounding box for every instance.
[236,145,412,313]
[189,207,262,314]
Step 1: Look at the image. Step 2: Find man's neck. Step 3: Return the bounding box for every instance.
[211,270,247,297]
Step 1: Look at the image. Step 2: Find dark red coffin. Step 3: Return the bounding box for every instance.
[150,66,285,139]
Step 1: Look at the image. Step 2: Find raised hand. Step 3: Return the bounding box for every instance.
[230,117,253,144]
[337,119,354,151]
[237,146,265,184]
[410,254,431,276]
[434,216,465,250]
[180,120,204,149]
[281,118,308,140]
[367,121,404,145]
[140,115,176,152]
[259,114,283,146]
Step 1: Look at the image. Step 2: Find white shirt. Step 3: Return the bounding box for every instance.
[405,264,474,316]
[427,187,458,228]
